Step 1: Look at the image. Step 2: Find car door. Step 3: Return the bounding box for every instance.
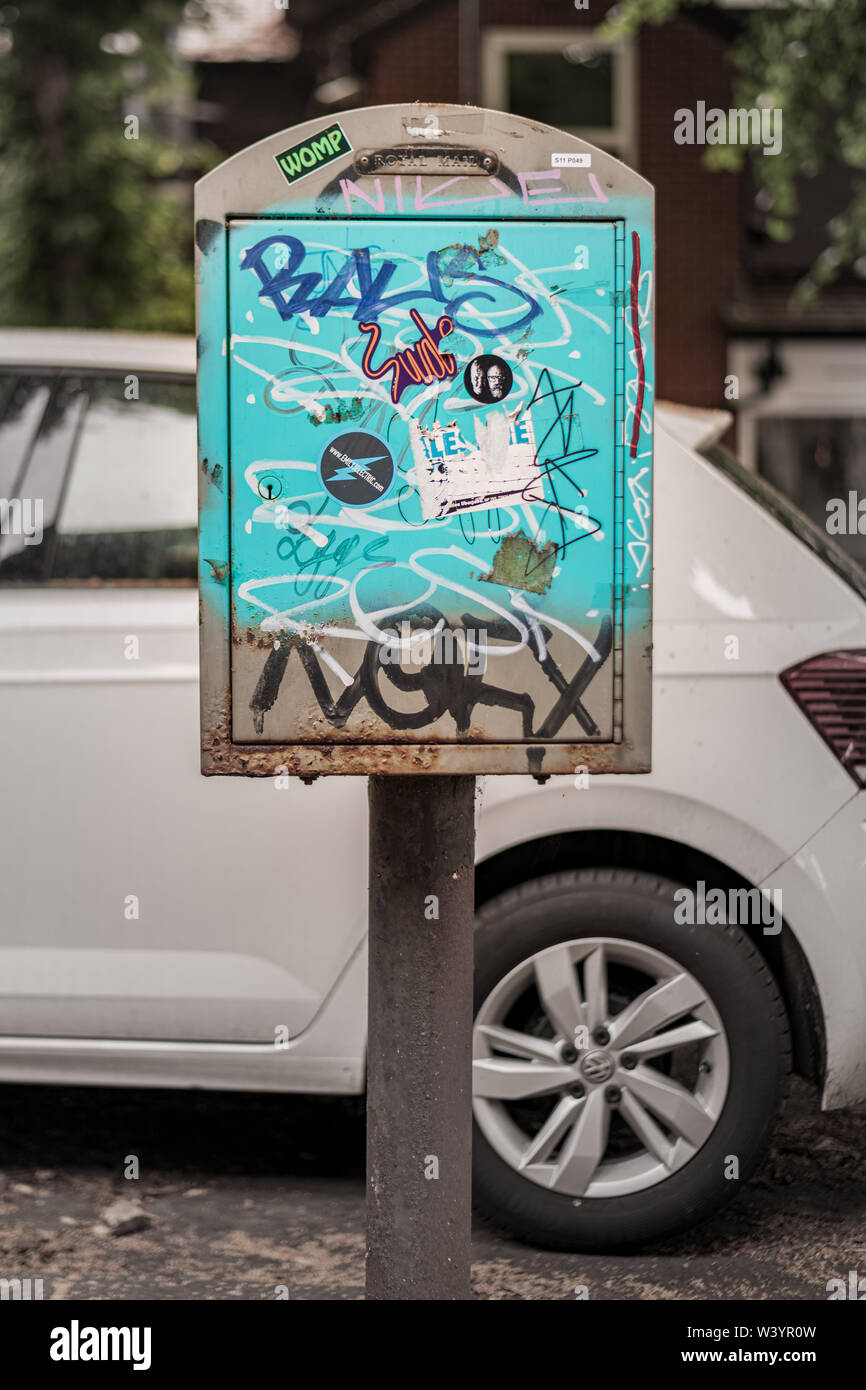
[0,362,366,1043]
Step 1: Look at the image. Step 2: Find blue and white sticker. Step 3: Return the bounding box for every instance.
[318,429,396,509]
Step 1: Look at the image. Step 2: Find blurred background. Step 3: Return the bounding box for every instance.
[2,0,866,559]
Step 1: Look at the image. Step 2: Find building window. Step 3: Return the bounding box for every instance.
[729,340,866,569]
[482,28,637,167]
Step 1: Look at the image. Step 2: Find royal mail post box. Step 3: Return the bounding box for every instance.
[196,104,653,777]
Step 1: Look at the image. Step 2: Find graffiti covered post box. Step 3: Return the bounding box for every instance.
[196,105,653,777]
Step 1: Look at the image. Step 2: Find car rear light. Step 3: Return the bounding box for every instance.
[781,650,866,787]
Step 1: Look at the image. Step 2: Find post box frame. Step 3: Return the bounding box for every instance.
[196,103,654,778]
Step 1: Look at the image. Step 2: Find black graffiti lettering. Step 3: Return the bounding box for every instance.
[248,609,613,740]
[515,370,604,576]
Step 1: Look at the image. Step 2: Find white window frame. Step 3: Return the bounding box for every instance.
[729,338,866,473]
[482,27,637,167]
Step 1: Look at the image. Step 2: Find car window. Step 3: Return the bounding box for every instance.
[51,376,197,583]
[0,371,197,585]
[0,373,87,581]
[755,416,866,570]
[700,440,866,604]
[0,375,53,497]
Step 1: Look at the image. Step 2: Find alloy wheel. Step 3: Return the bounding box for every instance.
[473,936,730,1200]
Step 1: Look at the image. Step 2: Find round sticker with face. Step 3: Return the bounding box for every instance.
[319,430,395,509]
[464,354,513,404]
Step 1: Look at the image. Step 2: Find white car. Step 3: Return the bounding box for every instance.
[1,329,864,1251]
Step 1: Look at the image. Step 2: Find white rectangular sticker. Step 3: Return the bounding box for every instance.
[410,411,540,521]
[551,152,592,168]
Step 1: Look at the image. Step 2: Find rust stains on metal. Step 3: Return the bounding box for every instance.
[527,746,550,783]
[436,228,506,285]
[202,558,228,583]
[202,727,646,779]
[478,228,501,257]
[200,457,224,492]
[308,397,365,427]
[232,626,284,652]
[480,530,557,595]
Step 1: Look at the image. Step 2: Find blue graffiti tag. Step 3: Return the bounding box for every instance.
[240,236,540,339]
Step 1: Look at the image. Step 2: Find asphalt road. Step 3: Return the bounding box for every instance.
[0,1078,863,1300]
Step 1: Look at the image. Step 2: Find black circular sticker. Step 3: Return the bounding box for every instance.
[464,354,513,403]
[319,430,395,509]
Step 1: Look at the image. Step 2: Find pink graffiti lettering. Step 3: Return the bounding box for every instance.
[339,171,607,214]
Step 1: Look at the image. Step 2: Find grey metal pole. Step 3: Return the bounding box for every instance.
[366,774,475,1300]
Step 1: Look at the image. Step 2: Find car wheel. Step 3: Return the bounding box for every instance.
[472,868,791,1251]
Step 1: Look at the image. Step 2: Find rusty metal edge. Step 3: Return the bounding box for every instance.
[201,738,650,777]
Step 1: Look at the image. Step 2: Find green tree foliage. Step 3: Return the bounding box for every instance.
[602,0,866,303]
[0,0,215,330]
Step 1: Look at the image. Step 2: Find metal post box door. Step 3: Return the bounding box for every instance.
[228,217,624,750]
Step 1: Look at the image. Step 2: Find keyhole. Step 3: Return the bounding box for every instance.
[257,474,282,500]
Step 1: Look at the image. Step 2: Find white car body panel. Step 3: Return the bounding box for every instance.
[0,589,368,1041]
[0,936,367,1094]
[0,329,196,376]
[760,797,866,1109]
[0,333,864,1107]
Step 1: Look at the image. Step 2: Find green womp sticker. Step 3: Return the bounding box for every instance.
[274,123,352,185]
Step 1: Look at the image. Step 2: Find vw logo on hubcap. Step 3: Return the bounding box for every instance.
[580,1050,615,1084]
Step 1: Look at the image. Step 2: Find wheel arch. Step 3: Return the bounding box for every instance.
[476,829,825,1088]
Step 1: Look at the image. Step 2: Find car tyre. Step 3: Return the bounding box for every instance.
[472,868,791,1251]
